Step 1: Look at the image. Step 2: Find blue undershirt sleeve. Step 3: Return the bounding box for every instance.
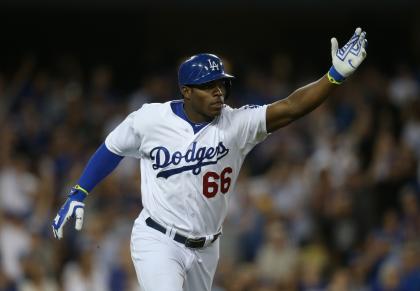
[77,143,124,192]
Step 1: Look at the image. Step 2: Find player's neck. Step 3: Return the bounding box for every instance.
[183,104,211,123]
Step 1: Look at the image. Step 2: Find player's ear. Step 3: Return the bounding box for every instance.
[181,86,192,100]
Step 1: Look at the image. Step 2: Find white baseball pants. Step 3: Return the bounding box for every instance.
[130,210,220,291]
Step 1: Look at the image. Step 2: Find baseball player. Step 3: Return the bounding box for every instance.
[52,27,367,291]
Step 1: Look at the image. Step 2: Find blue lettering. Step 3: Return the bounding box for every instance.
[150,147,171,169]
[172,151,182,165]
[185,142,196,162]
[150,142,230,178]
[206,147,216,159]
[217,142,227,154]
[196,147,206,161]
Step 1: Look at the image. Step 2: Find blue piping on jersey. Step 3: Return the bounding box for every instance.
[170,100,208,134]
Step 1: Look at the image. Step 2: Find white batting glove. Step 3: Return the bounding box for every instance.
[327,27,368,84]
[52,185,88,239]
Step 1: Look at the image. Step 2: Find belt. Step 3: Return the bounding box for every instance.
[145,217,221,249]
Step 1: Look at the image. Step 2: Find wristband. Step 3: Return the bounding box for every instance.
[73,184,89,196]
[327,66,345,85]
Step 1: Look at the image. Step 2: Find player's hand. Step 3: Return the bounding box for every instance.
[328,27,368,84]
[52,185,87,239]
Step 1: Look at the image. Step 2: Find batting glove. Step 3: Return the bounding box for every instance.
[328,27,368,84]
[52,185,88,239]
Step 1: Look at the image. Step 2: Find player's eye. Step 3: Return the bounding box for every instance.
[192,80,225,91]
[192,82,216,90]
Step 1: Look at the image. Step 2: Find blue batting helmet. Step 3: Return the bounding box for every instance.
[178,53,234,87]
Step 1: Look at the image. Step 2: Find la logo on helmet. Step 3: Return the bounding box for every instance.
[208,59,220,71]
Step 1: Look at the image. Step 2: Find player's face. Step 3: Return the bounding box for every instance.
[182,80,227,123]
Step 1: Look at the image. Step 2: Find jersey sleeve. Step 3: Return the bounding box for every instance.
[228,104,269,155]
[105,108,143,159]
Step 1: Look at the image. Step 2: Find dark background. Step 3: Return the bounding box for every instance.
[1,0,419,91]
[1,2,420,290]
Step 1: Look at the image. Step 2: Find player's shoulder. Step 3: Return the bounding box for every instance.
[138,100,173,110]
[133,100,174,116]
[221,103,266,117]
[125,100,176,130]
[219,103,268,127]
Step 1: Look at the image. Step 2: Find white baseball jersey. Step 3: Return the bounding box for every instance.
[105,100,268,237]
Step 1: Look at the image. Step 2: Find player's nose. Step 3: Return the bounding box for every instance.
[213,83,224,98]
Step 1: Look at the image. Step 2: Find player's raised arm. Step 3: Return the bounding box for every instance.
[266,27,368,133]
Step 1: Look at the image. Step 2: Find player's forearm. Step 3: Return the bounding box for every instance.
[266,75,335,132]
[285,75,334,119]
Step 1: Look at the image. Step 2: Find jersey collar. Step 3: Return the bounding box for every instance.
[170,100,209,134]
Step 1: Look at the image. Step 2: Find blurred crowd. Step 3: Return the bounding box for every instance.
[0,54,419,291]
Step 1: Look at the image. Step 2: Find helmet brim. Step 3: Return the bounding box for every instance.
[183,72,235,86]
